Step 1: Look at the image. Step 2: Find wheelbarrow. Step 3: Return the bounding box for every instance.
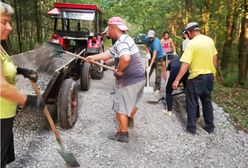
[11,44,80,129]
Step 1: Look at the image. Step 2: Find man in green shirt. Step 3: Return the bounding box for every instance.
[172,22,218,134]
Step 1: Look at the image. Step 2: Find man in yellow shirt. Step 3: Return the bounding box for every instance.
[172,22,218,135]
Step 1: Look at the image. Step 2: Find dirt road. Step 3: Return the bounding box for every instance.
[9,45,248,168]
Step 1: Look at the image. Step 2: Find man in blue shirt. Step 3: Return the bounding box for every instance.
[145,30,165,94]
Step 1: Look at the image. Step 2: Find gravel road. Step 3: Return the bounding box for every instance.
[8,45,248,168]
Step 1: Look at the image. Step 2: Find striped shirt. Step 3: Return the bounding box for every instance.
[108,34,145,87]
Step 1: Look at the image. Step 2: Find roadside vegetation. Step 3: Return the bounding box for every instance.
[213,81,248,132]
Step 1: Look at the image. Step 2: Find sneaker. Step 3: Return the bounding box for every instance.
[108,132,129,143]
[154,90,160,95]
[162,109,173,116]
[128,117,134,128]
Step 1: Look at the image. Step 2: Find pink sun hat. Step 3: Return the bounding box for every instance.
[108,16,128,31]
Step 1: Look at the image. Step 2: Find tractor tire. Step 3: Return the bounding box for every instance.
[57,79,78,129]
[80,62,91,91]
[91,60,104,79]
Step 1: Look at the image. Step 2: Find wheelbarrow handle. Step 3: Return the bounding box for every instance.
[30,81,64,148]
[64,51,116,72]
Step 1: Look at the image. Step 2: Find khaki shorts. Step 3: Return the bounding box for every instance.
[112,80,145,116]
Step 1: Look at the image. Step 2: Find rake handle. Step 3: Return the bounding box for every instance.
[64,51,116,72]
[30,82,64,147]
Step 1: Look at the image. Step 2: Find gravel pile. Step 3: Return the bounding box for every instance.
[8,45,248,168]
[14,51,75,95]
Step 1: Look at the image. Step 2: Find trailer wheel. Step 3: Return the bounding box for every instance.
[80,63,91,91]
[91,60,104,79]
[57,79,78,129]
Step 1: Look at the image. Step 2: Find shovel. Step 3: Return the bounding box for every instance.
[143,58,154,93]
[30,81,80,167]
[64,50,116,72]
[147,91,185,104]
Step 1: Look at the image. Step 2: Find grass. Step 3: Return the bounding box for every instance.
[212,82,248,132]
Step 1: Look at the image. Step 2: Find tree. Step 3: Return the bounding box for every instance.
[34,0,42,44]
[238,0,248,85]
[13,0,23,53]
[221,0,239,71]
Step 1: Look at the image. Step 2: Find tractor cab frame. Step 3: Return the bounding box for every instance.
[48,3,105,91]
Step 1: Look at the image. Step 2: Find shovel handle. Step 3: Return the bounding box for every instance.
[146,58,150,87]
[30,82,63,147]
[64,51,116,72]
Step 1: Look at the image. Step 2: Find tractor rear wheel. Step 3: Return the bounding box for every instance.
[57,79,78,129]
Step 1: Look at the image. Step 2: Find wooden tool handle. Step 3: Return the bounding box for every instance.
[31,82,63,147]
[146,58,150,87]
[64,51,116,72]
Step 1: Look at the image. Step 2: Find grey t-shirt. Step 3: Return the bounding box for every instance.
[108,34,145,88]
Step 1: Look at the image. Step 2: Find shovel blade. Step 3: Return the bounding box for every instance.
[147,97,165,104]
[143,86,154,94]
[57,149,80,167]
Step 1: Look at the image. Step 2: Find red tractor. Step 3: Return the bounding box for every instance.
[48,3,105,91]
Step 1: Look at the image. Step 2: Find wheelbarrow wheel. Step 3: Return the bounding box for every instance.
[57,79,78,129]
[80,62,91,91]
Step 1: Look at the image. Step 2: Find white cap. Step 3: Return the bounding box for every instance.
[185,22,200,31]
[147,30,155,38]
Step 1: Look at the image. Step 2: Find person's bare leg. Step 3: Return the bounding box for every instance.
[128,107,138,128]
[130,107,138,119]
[117,113,128,132]
[116,113,121,132]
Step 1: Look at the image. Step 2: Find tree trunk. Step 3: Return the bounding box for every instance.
[201,0,211,35]
[221,0,236,71]
[34,0,42,44]
[238,0,248,85]
[13,0,22,53]
[184,0,193,23]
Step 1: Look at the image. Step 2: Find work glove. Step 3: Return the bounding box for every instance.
[17,67,38,82]
[146,66,151,74]
[24,95,45,111]
[146,53,151,59]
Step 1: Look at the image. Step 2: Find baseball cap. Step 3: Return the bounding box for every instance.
[108,16,128,31]
[147,30,155,38]
[185,22,200,31]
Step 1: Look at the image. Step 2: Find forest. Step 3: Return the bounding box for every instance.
[1,0,248,129]
[1,0,247,86]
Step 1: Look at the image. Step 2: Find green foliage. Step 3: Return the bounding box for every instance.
[223,71,239,87]
[213,83,248,130]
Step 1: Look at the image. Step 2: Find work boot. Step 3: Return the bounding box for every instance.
[128,117,134,128]
[203,126,215,134]
[186,128,196,135]
[108,132,129,143]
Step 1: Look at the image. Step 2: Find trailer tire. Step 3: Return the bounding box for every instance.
[80,63,91,91]
[57,79,78,129]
